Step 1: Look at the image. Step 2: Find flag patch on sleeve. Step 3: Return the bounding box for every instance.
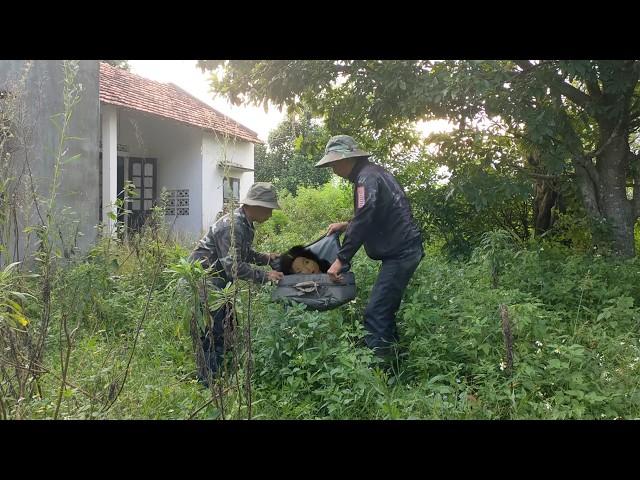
[357,186,365,208]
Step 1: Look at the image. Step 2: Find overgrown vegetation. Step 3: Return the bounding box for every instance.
[2,180,639,419]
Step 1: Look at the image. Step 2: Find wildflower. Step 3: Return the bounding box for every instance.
[499,361,506,371]
[544,402,551,410]
[536,348,542,354]
[535,340,543,347]
[553,348,560,354]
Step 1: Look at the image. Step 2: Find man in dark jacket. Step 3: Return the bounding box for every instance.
[317,135,424,361]
[189,182,284,385]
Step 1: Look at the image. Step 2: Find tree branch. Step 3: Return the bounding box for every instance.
[584,63,602,98]
[549,77,593,109]
[514,60,593,110]
[585,114,625,159]
[513,165,570,181]
[514,60,537,73]
[3,359,98,402]
[510,60,548,81]
[527,172,562,181]
[574,154,600,186]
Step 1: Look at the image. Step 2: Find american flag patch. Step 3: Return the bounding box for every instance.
[357,186,365,208]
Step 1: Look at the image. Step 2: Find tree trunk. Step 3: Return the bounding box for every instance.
[574,135,636,257]
[527,155,563,236]
[533,180,560,236]
[597,136,636,257]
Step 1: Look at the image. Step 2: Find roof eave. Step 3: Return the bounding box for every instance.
[99,99,264,145]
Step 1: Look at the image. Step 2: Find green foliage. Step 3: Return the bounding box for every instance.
[249,299,386,419]
[255,112,332,195]
[5,177,640,420]
[399,244,640,419]
[202,60,640,257]
[473,229,521,288]
[102,60,130,71]
[0,262,36,329]
[255,182,352,252]
[392,132,537,257]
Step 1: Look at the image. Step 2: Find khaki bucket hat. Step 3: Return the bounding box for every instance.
[315,135,371,168]
[240,182,281,209]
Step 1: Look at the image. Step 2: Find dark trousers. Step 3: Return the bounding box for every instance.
[364,243,424,358]
[198,302,234,381]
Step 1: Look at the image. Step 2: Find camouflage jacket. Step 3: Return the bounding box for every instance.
[189,207,272,285]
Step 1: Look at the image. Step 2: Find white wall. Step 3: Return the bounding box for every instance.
[102,108,257,242]
[114,108,203,240]
[101,104,118,231]
[201,133,255,230]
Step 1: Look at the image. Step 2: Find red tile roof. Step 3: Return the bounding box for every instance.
[99,62,263,144]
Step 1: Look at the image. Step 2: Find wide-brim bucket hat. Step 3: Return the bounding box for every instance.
[240,182,281,209]
[315,135,371,168]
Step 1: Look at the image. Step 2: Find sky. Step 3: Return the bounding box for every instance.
[128,60,454,142]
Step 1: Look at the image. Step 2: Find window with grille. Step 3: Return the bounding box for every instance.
[128,157,157,230]
[223,176,240,203]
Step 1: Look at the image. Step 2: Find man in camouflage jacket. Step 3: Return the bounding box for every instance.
[189,182,284,385]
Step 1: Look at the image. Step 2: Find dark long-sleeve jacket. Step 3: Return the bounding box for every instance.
[189,207,272,285]
[337,159,422,263]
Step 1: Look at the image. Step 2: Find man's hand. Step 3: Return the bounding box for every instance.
[266,253,280,268]
[327,259,344,283]
[326,222,349,237]
[266,270,284,284]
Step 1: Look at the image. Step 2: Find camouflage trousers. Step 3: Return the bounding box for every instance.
[189,276,236,384]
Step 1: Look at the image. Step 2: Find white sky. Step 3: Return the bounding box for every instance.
[128,60,454,142]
